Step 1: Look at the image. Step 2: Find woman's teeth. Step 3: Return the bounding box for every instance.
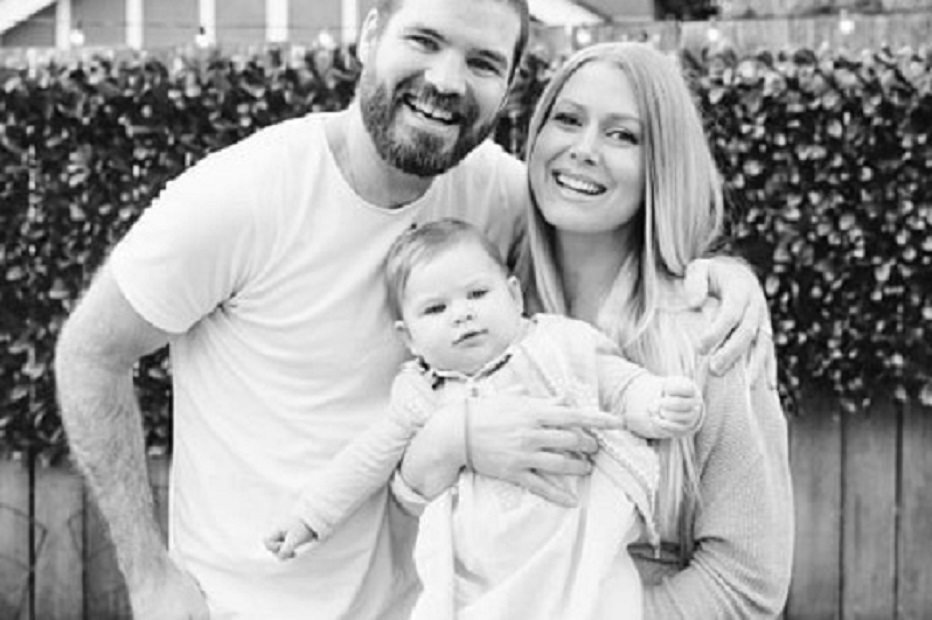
[554,172,604,195]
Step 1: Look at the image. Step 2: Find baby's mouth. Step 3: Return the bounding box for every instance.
[454,329,485,345]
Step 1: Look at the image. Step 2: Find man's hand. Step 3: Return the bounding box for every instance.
[130,560,209,620]
[464,394,623,506]
[264,518,317,560]
[685,257,777,387]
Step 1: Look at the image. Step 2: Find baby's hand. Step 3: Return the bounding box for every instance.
[263,518,317,561]
[623,375,704,439]
[649,376,704,438]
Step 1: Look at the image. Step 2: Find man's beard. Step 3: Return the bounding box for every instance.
[358,71,499,177]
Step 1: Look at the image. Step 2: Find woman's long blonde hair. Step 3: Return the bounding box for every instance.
[521,42,725,545]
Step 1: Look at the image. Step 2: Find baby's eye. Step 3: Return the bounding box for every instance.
[423,303,445,315]
[467,288,489,300]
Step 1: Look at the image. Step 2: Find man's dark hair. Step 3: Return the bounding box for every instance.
[370,0,530,81]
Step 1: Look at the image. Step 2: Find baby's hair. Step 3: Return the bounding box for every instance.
[384,218,508,320]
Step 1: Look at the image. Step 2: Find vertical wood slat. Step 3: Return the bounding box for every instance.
[33,463,84,620]
[785,389,843,620]
[898,398,932,618]
[841,398,898,619]
[0,458,31,620]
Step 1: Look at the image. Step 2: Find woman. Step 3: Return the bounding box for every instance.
[398,42,793,617]
[519,42,794,617]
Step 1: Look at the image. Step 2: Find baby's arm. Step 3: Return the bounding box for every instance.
[594,338,703,440]
[264,368,434,560]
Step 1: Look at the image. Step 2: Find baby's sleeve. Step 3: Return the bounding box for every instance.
[292,368,436,540]
[589,326,651,415]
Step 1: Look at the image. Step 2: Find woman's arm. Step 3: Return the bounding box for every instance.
[643,358,794,618]
[398,394,622,507]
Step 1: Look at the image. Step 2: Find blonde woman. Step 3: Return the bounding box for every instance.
[520,42,794,618]
[400,42,793,618]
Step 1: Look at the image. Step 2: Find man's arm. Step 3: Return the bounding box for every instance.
[54,265,207,620]
[685,257,776,385]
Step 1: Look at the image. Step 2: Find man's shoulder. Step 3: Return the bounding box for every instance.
[448,139,524,180]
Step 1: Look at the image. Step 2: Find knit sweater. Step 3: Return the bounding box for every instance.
[630,306,794,619]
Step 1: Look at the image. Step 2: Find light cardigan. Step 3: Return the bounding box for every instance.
[630,308,794,618]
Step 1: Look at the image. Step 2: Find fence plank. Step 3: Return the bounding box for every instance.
[898,398,932,618]
[33,462,84,620]
[786,390,843,620]
[0,458,31,620]
[841,399,898,619]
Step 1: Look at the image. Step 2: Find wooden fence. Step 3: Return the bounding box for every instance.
[2,392,931,619]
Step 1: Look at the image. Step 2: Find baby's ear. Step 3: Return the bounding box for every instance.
[507,276,524,314]
[395,320,417,355]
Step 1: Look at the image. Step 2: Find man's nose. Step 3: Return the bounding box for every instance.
[424,52,467,96]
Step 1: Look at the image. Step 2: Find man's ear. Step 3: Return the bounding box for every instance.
[357,9,380,63]
[507,276,524,315]
[395,320,417,356]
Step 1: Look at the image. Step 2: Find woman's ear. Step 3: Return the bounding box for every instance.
[357,9,380,63]
[507,276,525,315]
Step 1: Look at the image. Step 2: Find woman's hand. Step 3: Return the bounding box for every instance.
[685,257,777,388]
[400,393,623,507]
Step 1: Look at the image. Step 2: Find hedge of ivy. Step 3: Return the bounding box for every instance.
[1,44,929,459]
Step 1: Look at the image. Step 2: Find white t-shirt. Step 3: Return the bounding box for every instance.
[110,112,527,619]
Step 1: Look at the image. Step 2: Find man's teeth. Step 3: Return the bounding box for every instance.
[555,172,603,195]
[408,98,455,123]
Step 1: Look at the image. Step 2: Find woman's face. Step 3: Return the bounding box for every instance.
[529,60,645,236]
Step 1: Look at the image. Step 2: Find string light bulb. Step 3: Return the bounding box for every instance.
[195,26,210,48]
[69,22,85,47]
[838,10,855,35]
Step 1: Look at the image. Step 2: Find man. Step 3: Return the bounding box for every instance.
[54,0,769,618]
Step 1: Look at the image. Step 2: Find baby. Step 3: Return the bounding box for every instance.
[264,218,703,619]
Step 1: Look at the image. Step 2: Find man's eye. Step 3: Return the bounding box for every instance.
[468,58,504,77]
[409,34,439,52]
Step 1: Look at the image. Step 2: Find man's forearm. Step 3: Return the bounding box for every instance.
[56,352,169,589]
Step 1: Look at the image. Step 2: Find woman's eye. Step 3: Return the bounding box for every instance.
[608,127,640,145]
[551,111,581,127]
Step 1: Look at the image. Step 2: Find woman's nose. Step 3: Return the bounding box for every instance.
[569,126,599,164]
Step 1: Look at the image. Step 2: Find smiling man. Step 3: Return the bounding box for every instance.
[54,1,546,618]
[54,0,769,618]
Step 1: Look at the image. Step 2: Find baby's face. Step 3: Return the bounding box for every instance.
[398,241,523,375]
